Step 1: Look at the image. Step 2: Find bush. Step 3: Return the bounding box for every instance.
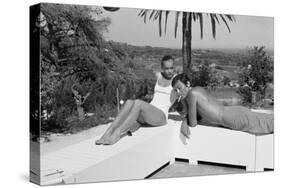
[191,64,211,87]
[222,76,231,86]
[237,46,273,105]
[40,71,154,134]
[191,63,219,90]
[237,86,252,105]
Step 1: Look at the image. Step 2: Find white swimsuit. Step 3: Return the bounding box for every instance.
[150,73,173,120]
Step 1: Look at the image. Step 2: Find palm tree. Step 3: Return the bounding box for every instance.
[138,10,235,78]
[102,7,235,78]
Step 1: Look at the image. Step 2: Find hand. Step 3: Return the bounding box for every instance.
[179,111,186,119]
[180,121,190,138]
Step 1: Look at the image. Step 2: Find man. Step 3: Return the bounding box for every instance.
[171,73,274,138]
[95,55,176,145]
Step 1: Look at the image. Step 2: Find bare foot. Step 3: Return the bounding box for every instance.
[95,129,113,145]
[95,137,105,145]
[102,131,121,145]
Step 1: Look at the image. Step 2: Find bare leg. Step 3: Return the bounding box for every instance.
[95,100,134,145]
[102,99,167,145]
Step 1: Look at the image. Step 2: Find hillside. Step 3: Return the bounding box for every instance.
[107,41,249,81]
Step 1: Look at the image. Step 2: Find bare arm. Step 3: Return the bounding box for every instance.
[179,97,191,138]
[187,91,198,127]
[180,97,188,115]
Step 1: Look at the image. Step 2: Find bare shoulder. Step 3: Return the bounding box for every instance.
[189,87,216,103]
[189,86,206,96]
[154,71,160,79]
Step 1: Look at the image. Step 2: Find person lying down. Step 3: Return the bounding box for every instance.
[171,73,274,138]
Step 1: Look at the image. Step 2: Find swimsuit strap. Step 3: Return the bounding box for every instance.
[153,73,173,95]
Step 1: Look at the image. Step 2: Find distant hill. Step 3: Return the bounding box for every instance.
[106,41,256,81]
[106,40,274,82]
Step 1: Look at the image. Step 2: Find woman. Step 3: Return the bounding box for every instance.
[95,55,176,145]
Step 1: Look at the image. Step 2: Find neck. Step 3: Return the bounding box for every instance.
[161,72,172,80]
[183,87,191,98]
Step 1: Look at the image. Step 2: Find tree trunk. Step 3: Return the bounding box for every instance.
[77,105,85,121]
[182,12,192,80]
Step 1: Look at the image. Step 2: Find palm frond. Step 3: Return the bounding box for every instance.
[220,14,231,32]
[143,11,148,23]
[174,11,180,38]
[154,11,161,20]
[138,9,145,16]
[210,14,216,39]
[141,9,148,17]
[158,11,162,36]
[197,13,203,39]
[138,9,149,23]
[149,10,156,20]
[137,9,235,40]
[164,11,170,34]
[213,14,220,24]
[192,13,196,21]
[225,14,236,22]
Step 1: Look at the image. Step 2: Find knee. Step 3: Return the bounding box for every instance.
[134,99,144,108]
[125,99,134,105]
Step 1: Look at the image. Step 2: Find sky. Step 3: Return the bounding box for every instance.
[98,7,274,50]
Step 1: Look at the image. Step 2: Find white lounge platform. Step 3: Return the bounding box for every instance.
[40,124,175,185]
[172,123,274,171]
[40,115,274,185]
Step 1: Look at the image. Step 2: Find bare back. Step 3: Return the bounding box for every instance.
[184,87,224,126]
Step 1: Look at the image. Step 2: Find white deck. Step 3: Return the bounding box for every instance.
[172,123,274,171]
[40,124,175,185]
[38,114,274,185]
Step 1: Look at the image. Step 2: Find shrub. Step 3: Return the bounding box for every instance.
[191,63,219,90]
[237,86,252,105]
[237,46,273,105]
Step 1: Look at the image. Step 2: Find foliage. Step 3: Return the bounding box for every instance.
[138,10,235,39]
[38,4,144,134]
[191,63,220,89]
[36,4,252,135]
[237,85,252,105]
[138,10,235,75]
[222,76,231,86]
[237,46,273,105]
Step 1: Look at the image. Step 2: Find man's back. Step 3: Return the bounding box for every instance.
[185,87,273,134]
[185,87,224,126]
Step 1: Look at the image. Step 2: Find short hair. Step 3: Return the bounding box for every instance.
[171,73,191,87]
[161,55,174,67]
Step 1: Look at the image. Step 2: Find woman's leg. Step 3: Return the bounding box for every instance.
[117,99,167,133]
[95,100,135,145]
[102,99,167,145]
